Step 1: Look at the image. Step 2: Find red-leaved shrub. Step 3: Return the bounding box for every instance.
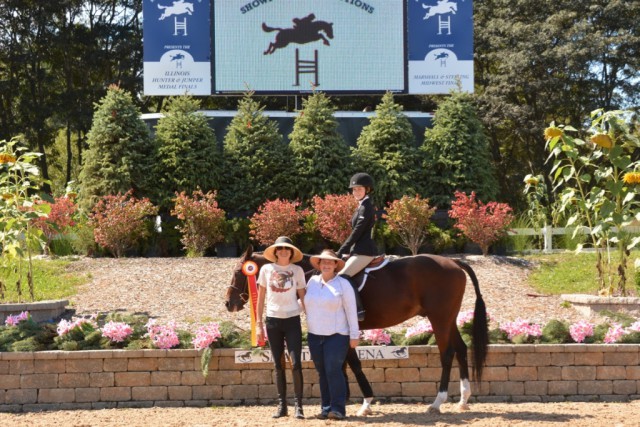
[32,196,78,248]
[311,194,358,244]
[90,191,158,257]
[384,195,436,255]
[250,199,307,246]
[448,191,514,256]
[171,190,225,257]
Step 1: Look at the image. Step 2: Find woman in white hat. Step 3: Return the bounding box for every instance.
[256,236,307,419]
[305,249,360,420]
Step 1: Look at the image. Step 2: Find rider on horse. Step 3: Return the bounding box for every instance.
[336,173,378,322]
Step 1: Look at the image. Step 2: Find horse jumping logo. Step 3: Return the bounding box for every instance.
[422,0,457,20]
[158,0,194,20]
[262,13,334,55]
[391,347,408,358]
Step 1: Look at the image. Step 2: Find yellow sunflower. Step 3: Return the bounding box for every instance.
[590,133,613,149]
[0,153,17,164]
[623,172,640,185]
[544,126,563,140]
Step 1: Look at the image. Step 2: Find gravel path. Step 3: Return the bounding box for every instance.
[66,254,599,330]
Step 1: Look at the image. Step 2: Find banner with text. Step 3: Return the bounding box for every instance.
[213,0,406,93]
[143,0,211,95]
[235,346,409,364]
[407,0,473,94]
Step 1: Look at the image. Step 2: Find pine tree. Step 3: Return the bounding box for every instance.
[154,95,221,210]
[219,92,290,214]
[352,92,417,207]
[78,85,157,210]
[419,90,498,208]
[289,92,351,202]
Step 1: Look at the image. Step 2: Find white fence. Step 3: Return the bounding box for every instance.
[509,226,640,253]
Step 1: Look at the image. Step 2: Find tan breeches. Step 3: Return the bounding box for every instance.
[338,254,375,277]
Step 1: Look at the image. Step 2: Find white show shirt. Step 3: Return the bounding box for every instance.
[304,274,360,339]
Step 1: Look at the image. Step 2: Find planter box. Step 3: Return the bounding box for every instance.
[561,294,640,317]
[0,300,69,324]
[0,344,639,412]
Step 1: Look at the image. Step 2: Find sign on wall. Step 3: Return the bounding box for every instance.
[235,346,409,364]
[213,0,406,93]
[407,0,474,94]
[143,0,212,95]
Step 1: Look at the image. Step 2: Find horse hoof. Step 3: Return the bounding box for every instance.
[427,406,441,414]
[458,403,470,411]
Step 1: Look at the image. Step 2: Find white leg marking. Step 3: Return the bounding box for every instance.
[458,378,471,410]
[428,391,448,413]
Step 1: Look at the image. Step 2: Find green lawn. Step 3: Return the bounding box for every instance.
[0,258,89,303]
[525,251,639,295]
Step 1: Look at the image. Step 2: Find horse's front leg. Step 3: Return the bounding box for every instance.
[320,35,330,46]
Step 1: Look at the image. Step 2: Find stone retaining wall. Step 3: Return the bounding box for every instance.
[1,344,639,412]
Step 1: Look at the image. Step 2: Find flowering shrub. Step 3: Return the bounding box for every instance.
[361,329,391,346]
[145,319,181,350]
[384,195,436,255]
[249,199,307,245]
[57,317,97,336]
[101,321,134,343]
[32,196,78,251]
[449,191,514,256]
[192,322,222,350]
[4,311,29,326]
[171,190,225,257]
[499,319,543,342]
[311,194,357,244]
[604,323,626,344]
[569,320,594,343]
[90,191,158,257]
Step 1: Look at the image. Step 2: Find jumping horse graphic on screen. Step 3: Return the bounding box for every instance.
[262,13,334,55]
[422,0,457,20]
[157,0,194,20]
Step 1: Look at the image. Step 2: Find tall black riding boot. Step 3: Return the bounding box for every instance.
[273,369,288,418]
[292,369,305,419]
[339,274,365,321]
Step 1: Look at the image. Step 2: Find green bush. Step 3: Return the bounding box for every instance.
[541,319,571,343]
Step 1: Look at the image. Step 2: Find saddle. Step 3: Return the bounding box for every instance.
[353,255,398,291]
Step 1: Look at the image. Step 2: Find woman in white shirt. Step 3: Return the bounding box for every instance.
[256,236,307,419]
[305,249,360,420]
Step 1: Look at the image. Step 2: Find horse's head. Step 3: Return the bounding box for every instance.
[225,245,256,312]
[323,22,334,39]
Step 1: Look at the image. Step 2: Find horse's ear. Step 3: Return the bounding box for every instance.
[241,244,254,260]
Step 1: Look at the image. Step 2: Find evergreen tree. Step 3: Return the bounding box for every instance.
[352,92,417,207]
[155,95,221,210]
[289,92,351,202]
[219,92,290,214]
[419,90,498,208]
[78,85,156,210]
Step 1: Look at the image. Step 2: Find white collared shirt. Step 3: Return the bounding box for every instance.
[304,274,360,339]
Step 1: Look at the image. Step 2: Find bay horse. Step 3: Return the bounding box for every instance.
[225,246,489,413]
[262,19,334,55]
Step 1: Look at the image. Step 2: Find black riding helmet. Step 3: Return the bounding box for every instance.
[349,173,374,190]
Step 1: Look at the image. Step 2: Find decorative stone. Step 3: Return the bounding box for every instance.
[560,294,640,317]
[0,300,69,323]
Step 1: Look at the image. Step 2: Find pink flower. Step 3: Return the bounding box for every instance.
[361,329,391,346]
[191,322,222,351]
[604,323,626,344]
[4,311,29,326]
[405,319,433,338]
[145,319,180,349]
[456,310,475,327]
[56,317,96,336]
[499,319,542,340]
[101,321,134,343]
[569,320,594,343]
[627,321,640,333]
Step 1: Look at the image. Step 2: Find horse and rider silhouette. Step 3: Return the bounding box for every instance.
[422,0,457,20]
[262,13,334,55]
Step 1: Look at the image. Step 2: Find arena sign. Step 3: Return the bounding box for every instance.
[213,0,406,94]
[235,346,409,364]
[407,0,474,94]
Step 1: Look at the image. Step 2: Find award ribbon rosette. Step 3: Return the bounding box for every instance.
[242,261,265,347]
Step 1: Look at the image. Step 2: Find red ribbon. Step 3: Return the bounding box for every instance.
[242,261,265,347]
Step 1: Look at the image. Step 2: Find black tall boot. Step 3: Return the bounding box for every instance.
[273,369,288,418]
[339,273,365,321]
[292,368,304,419]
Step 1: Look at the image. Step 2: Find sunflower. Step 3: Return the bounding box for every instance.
[590,133,613,149]
[544,126,563,140]
[0,153,17,164]
[622,172,640,185]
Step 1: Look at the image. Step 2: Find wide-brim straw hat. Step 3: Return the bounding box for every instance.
[310,249,345,271]
[263,236,304,263]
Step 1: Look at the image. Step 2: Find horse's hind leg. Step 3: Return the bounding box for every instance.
[428,334,455,413]
[452,328,471,410]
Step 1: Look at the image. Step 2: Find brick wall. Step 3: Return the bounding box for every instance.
[1,344,639,412]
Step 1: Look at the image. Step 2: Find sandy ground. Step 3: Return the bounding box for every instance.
[1,401,639,426]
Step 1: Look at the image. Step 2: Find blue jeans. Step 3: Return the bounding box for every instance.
[308,333,350,416]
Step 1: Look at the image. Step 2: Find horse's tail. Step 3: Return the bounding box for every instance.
[454,260,489,382]
[261,22,282,33]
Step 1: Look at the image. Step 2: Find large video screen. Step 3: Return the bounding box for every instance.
[213,0,406,94]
